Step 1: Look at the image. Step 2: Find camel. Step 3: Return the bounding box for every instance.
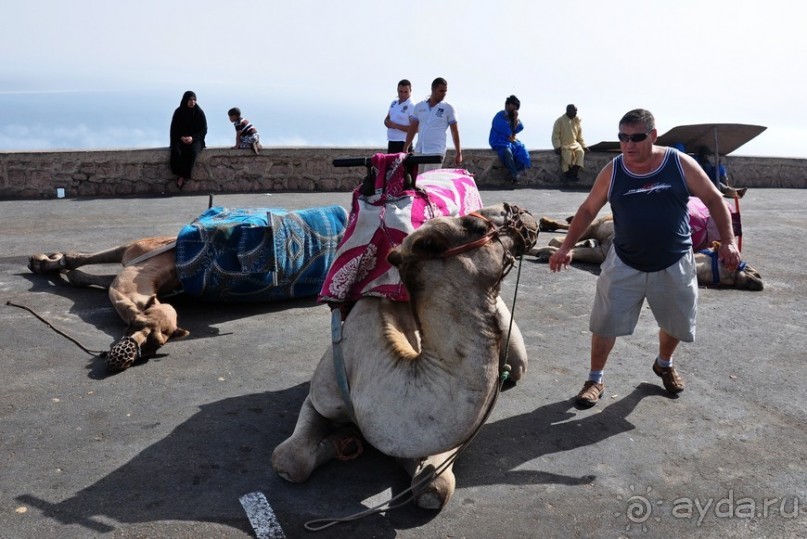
[271,203,539,510]
[28,205,349,371]
[531,213,763,291]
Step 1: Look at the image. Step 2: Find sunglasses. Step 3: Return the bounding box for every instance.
[618,132,650,143]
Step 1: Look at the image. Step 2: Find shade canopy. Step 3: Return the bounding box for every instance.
[656,123,767,156]
[589,123,767,155]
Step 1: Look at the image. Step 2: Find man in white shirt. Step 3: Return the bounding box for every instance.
[384,79,413,153]
[403,77,462,171]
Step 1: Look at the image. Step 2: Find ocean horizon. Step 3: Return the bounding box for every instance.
[0,89,794,158]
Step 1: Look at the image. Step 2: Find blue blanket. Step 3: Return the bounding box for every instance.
[176,205,348,302]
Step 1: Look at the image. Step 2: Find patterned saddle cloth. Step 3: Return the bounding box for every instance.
[318,153,483,305]
[688,197,742,251]
[176,205,349,302]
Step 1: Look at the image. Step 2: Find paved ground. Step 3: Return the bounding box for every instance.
[1,187,805,539]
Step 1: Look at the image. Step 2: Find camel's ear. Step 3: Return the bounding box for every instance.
[387,249,403,267]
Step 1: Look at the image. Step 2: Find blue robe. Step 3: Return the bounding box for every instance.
[489,110,531,175]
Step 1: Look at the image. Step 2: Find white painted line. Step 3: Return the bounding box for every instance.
[239,491,286,539]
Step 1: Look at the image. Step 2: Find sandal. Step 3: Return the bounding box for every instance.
[652,361,685,393]
[575,380,604,408]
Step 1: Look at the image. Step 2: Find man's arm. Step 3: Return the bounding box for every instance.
[403,118,419,153]
[384,112,408,131]
[548,162,612,271]
[679,153,740,270]
[512,110,524,136]
[449,122,462,164]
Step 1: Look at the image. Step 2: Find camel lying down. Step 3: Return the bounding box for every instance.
[272,203,539,510]
[531,214,763,291]
[28,205,348,371]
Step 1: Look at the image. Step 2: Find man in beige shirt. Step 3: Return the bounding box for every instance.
[552,104,588,181]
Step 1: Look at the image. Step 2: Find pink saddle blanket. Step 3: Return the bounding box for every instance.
[688,197,742,251]
[318,153,483,305]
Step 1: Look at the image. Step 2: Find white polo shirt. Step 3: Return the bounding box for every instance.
[387,98,413,142]
[410,99,457,155]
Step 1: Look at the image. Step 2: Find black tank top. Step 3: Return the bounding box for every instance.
[608,148,691,271]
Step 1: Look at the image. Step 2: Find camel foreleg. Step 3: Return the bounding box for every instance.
[496,296,528,382]
[538,216,571,232]
[29,245,132,274]
[528,245,558,259]
[272,396,361,483]
[63,269,117,289]
[397,450,457,510]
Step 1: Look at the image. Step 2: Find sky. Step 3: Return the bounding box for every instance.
[1,1,804,157]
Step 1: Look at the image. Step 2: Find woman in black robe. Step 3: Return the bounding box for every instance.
[170,90,207,189]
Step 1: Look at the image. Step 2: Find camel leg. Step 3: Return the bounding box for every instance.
[538,217,571,232]
[29,245,131,274]
[397,450,457,510]
[272,396,359,483]
[564,245,607,264]
[63,270,117,289]
[529,238,598,261]
[496,297,528,382]
[528,245,557,259]
[528,237,565,258]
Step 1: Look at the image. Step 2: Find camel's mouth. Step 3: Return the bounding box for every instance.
[106,336,141,372]
[505,205,539,255]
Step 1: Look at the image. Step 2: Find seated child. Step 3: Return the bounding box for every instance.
[228,107,261,154]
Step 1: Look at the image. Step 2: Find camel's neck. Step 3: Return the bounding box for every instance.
[360,281,504,458]
[411,281,502,381]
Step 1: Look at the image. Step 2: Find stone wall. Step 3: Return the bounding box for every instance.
[1,146,805,199]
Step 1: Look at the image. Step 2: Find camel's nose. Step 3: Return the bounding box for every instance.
[743,267,764,291]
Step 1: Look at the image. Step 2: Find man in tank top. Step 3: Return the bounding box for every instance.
[548,109,741,408]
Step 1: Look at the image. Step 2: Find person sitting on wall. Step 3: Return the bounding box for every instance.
[552,104,588,182]
[228,107,261,154]
[489,95,531,186]
[170,90,207,190]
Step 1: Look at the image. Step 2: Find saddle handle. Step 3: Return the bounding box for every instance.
[332,154,443,168]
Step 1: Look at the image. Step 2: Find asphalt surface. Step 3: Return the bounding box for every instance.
[1,187,805,539]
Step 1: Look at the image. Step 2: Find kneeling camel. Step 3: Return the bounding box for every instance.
[272,203,539,510]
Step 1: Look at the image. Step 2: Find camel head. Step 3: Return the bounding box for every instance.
[387,203,538,296]
[695,242,763,291]
[105,301,189,372]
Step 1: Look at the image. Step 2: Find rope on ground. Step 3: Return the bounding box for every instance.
[5,300,107,357]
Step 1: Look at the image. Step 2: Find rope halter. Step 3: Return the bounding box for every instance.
[438,204,538,278]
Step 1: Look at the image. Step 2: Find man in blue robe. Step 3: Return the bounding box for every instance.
[489,95,531,185]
